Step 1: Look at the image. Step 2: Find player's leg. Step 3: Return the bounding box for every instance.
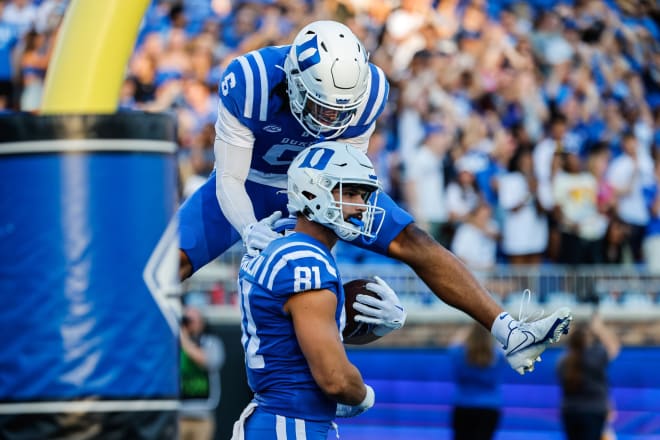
[178,173,288,280]
[178,170,241,280]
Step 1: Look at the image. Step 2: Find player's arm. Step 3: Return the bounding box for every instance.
[387,225,503,329]
[214,99,282,253]
[284,289,368,405]
[214,99,259,234]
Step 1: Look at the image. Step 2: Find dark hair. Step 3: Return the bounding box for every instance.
[465,323,494,367]
[562,322,590,393]
[507,145,533,173]
[621,129,636,142]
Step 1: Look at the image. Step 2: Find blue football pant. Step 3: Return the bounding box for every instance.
[240,407,334,440]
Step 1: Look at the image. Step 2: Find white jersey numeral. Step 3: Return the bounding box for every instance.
[239,278,265,369]
[221,72,237,96]
[294,266,321,292]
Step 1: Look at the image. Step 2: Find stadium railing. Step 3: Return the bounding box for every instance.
[183,244,660,326]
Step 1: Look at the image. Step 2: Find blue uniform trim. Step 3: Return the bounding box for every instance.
[244,406,333,439]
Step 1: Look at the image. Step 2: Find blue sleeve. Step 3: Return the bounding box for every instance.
[354,190,414,254]
[218,57,248,122]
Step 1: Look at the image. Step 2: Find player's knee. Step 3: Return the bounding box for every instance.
[179,250,193,281]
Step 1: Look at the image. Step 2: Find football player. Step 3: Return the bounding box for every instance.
[231,142,393,438]
[179,20,572,374]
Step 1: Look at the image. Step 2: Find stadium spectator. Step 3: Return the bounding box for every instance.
[557,313,620,440]
[403,123,453,246]
[606,130,653,263]
[643,151,660,273]
[451,201,499,274]
[127,50,158,105]
[0,0,18,111]
[1,0,36,38]
[17,26,53,112]
[179,306,225,440]
[498,145,548,265]
[445,153,483,230]
[449,321,507,440]
[551,142,608,264]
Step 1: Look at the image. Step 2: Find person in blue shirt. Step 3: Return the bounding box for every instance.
[230,141,401,439]
[0,4,18,110]
[449,322,507,440]
[179,19,572,376]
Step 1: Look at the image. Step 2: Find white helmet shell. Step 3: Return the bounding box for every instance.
[284,21,370,139]
[287,141,384,242]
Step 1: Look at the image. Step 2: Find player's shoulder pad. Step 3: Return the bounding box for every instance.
[258,238,339,296]
[352,63,390,128]
[218,46,288,123]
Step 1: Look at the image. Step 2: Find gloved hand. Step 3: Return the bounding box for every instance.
[335,384,375,418]
[353,276,406,336]
[242,211,282,257]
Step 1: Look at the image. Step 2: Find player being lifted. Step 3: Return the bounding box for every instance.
[231,142,395,439]
[178,20,572,374]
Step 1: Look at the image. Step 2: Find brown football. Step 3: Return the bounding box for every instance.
[342,278,382,345]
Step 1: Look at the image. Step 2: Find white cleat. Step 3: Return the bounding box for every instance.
[503,307,572,375]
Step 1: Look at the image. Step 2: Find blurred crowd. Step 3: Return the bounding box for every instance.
[2,0,660,269]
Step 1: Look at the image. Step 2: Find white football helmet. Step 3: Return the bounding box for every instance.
[284,21,370,139]
[287,141,385,242]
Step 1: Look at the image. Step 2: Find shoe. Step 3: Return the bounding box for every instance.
[503,307,572,375]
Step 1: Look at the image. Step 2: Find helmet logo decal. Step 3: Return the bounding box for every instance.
[298,147,335,170]
[296,35,321,72]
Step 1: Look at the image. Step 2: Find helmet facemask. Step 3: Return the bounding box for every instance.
[287,143,385,242]
[316,179,383,242]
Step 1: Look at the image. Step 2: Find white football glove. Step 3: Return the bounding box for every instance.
[353,276,406,337]
[242,211,282,257]
[335,384,375,418]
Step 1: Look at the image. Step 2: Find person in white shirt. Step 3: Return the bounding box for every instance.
[498,146,548,264]
[404,123,452,246]
[446,154,483,226]
[605,131,653,263]
[451,202,500,274]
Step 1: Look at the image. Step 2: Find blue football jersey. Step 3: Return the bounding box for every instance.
[237,232,346,422]
[218,45,390,177]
